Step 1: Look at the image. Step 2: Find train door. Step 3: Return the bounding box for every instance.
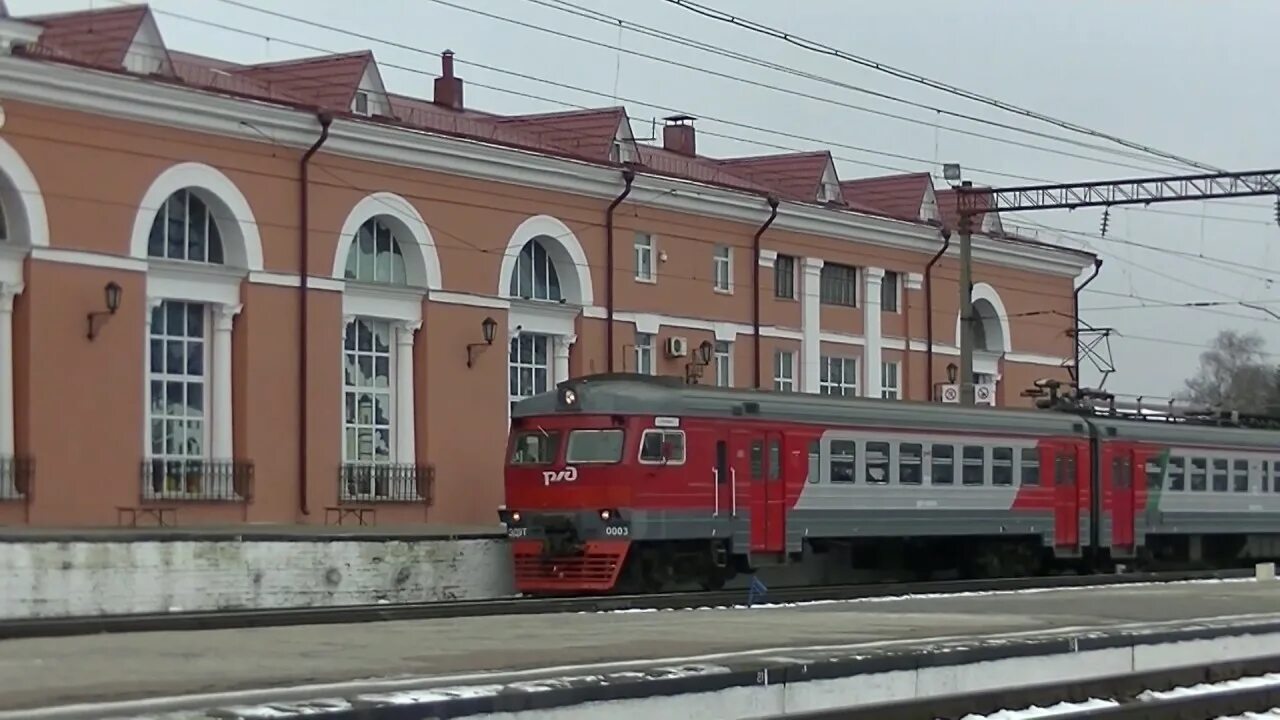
[732,429,784,553]
[1051,442,1080,551]
[1109,444,1136,556]
[713,435,731,519]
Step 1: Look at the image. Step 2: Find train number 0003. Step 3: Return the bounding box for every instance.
[603,525,630,536]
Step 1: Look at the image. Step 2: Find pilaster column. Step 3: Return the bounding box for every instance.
[394,320,421,465]
[211,303,242,461]
[0,283,23,458]
[801,258,824,393]
[863,267,884,398]
[553,333,577,385]
[144,297,165,456]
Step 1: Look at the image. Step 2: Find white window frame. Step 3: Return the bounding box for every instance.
[145,299,213,498]
[342,316,397,466]
[509,331,554,410]
[634,232,655,283]
[881,361,901,399]
[713,244,733,293]
[637,429,687,466]
[773,349,795,392]
[820,355,858,397]
[634,332,655,375]
[818,180,840,203]
[353,91,370,116]
[881,270,901,313]
[714,340,732,387]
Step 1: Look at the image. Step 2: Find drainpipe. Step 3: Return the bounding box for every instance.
[924,226,952,399]
[1072,257,1104,390]
[298,111,333,517]
[605,168,636,373]
[752,195,780,389]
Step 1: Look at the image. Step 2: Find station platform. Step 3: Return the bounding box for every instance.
[3,577,1280,718]
[0,523,507,541]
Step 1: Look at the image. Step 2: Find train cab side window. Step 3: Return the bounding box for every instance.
[865,441,889,484]
[829,439,856,483]
[1232,459,1249,493]
[565,429,624,463]
[931,444,954,485]
[1020,448,1040,486]
[510,431,561,465]
[1145,458,1164,490]
[1210,458,1228,493]
[992,447,1014,486]
[1189,458,1207,492]
[807,441,820,483]
[768,439,781,481]
[961,446,985,486]
[639,429,686,465]
[899,443,923,485]
[1167,457,1185,491]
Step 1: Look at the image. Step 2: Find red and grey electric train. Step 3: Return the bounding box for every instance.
[500,373,1280,595]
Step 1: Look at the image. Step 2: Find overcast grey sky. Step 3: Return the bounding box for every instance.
[13,0,1280,399]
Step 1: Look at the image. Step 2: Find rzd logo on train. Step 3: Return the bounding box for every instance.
[543,466,578,486]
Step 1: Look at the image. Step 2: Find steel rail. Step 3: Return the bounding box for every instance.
[758,653,1280,720]
[0,568,1251,641]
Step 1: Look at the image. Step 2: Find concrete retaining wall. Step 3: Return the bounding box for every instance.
[0,536,513,619]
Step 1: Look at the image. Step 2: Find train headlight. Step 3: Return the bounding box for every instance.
[511,511,522,524]
[599,509,611,521]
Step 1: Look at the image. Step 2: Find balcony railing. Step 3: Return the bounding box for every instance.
[0,456,33,502]
[141,459,254,503]
[339,463,434,504]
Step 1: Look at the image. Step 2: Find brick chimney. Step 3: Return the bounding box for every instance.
[433,49,463,110]
[663,114,696,156]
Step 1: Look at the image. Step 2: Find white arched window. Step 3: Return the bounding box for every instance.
[339,214,422,502]
[147,189,224,264]
[508,238,562,302]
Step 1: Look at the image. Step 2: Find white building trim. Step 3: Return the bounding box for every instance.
[332,191,442,291]
[954,281,1013,355]
[863,266,884,398]
[129,161,264,271]
[0,136,48,247]
[498,214,594,305]
[0,54,1095,279]
[801,257,824,393]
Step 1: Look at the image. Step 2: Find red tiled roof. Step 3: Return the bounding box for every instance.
[26,4,149,72]
[714,151,835,203]
[840,172,932,222]
[636,145,774,194]
[233,50,372,111]
[494,107,629,163]
[935,187,995,233]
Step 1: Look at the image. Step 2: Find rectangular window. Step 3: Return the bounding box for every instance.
[807,440,820,483]
[1021,448,1040,486]
[1145,456,1163,490]
[353,90,369,115]
[1233,459,1249,493]
[509,332,551,413]
[775,254,796,299]
[881,362,901,399]
[713,245,732,292]
[1211,458,1229,492]
[1264,460,1270,493]
[342,316,394,464]
[1189,457,1207,492]
[510,431,561,464]
[566,429,624,463]
[634,232,654,281]
[899,443,923,485]
[773,349,796,392]
[639,429,685,464]
[820,262,858,306]
[768,439,780,480]
[830,439,856,483]
[820,356,858,397]
[750,440,764,478]
[1168,456,1186,491]
[881,271,899,312]
[1273,460,1280,492]
[148,301,211,497]
[931,444,954,485]
[634,333,655,375]
[865,441,890,484]
[992,447,1014,486]
[714,341,732,387]
[962,445,985,486]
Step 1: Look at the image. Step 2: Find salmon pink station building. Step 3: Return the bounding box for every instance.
[0,4,1095,529]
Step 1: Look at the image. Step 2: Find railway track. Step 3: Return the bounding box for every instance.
[762,652,1280,719]
[0,567,1251,641]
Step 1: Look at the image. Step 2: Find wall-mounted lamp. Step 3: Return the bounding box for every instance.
[946,362,958,385]
[684,339,716,384]
[465,316,498,368]
[87,281,122,341]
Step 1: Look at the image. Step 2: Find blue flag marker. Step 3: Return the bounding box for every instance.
[747,576,769,607]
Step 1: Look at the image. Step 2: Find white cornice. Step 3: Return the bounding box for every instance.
[0,55,1094,278]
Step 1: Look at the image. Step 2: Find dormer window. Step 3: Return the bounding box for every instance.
[612,139,638,165]
[818,180,840,204]
[353,91,370,116]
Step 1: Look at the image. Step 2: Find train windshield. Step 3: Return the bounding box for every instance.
[566,429,624,463]
[510,431,561,465]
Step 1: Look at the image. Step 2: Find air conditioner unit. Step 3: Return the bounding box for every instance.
[665,336,688,358]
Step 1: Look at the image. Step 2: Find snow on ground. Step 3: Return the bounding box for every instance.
[960,698,1119,718]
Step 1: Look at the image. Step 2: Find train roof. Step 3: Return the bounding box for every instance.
[512,373,1087,437]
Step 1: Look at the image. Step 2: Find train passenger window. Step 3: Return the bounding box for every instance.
[992,448,1014,486]
[751,441,765,479]
[865,442,890,484]
[768,439,781,481]
[829,440,856,483]
[1263,461,1270,493]
[1211,459,1228,492]
[931,444,954,485]
[510,431,561,465]
[1167,457,1185,491]
[807,441,820,484]
[565,429,624,463]
[1189,458,1207,492]
[638,429,686,465]
[1112,456,1131,489]
[1232,459,1249,493]
[961,446,985,486]
[1145,458,1164,490]
[1273,460,1280,492]
[899,443,923,485]
[1020,448,1040,486]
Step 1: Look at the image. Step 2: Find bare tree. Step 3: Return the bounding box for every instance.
[1180,329,1276,413]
